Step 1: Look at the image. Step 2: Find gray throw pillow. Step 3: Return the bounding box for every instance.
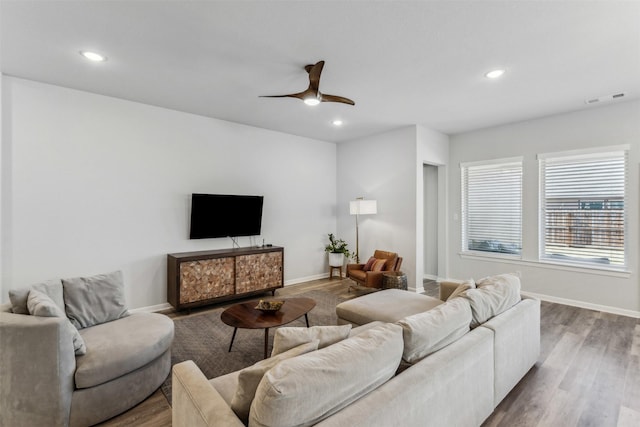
[27,289,87,355]
[63,270,129,329]
[8,279,64,315]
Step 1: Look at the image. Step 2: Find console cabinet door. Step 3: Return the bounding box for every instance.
[179,257,235,304]
[235,252,283,294]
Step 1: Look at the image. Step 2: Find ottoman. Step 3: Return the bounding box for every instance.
[336,289,443,326]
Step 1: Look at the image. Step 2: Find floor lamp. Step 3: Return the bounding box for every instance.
[349,197,377,263]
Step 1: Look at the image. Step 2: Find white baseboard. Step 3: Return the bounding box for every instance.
[129,302,172,313]
[522,291,640,319]
[411,284,425,294]
[285,273,333,286]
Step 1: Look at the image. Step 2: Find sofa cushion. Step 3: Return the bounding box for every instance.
[446,279,476,301]
[9,279,64,315]
[209,371,240,406]
[27,289,87,355]
[336,289,443,326]
[397,297,471,363]
[249,323,403,427]
[231,340,319,423]
[74,312,174,389]
[457,273,521,328]
[271,324,352,356]
[63,271,129,329]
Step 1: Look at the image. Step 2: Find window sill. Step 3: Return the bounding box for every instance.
[458,252,631,278]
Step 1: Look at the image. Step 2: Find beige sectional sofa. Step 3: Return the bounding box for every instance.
[172,274,540,427]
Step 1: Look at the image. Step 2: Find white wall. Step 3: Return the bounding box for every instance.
[423,164,438,278]
[336,125,449,291]
[416,126,450,288]
[336,126,418,287]
[449,100,640,314]
[1,77,337,309]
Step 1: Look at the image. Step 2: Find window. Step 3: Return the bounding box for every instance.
[539,147,628,269]
[461,158,523,256]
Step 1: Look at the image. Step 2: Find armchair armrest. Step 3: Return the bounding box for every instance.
[0,312,76,426]
[346,263,364,273]
[172,361,244,427]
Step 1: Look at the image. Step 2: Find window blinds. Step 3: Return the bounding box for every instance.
[539,149,627,268]
[461,160,522,256]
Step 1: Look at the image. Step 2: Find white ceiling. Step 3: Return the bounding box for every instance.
[2,1,639,143]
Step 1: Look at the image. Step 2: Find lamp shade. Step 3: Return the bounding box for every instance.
[350,199,377,215]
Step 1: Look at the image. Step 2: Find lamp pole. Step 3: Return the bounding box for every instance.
[350,197,377,264]
[355,211,361,263]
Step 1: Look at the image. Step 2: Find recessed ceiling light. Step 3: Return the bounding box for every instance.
[79,51,107,62]
[485,69,505,79]
[332,119,343,126]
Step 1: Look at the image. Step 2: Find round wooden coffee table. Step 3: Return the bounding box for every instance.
[220,297,316,359]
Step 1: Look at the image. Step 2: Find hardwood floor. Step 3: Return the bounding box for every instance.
[98,278,640,427]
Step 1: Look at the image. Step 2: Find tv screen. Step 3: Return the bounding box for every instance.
[189,194,264,239]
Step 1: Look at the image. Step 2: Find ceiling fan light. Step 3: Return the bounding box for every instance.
[485,69,505,79]
[304,97,320,106]
[79,50,107,62]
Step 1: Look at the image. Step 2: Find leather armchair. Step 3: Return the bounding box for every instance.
[346,250,403,289]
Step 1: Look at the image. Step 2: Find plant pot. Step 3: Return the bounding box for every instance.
[328,252,345,267]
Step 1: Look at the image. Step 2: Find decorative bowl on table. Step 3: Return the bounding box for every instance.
[255,299,285,313]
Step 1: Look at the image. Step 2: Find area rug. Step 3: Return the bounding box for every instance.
[160,288,348,404]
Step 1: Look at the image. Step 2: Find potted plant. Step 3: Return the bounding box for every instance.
[324,233,352,267]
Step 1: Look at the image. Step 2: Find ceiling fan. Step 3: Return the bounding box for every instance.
[261,60,355,106]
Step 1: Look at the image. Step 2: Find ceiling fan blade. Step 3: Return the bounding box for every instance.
[321,93,355,106]
[306,61,325,92]
[259,91,307,101]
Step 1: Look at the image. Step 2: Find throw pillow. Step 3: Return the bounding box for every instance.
[363,257,377,271]
[271,324,352,356]
[459,273,521,328]
[230,340,319,423]
[397,298,471,363]
[446,279,476,301]
[27,290,87,355]
[63,270,129,329]
[371,258,387,272]
[8,279,64,315]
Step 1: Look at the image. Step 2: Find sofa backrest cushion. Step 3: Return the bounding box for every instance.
[458,273,521,328]
[271,324,352,356]
[231,340,319,424]
[372,250,398,271]
[397,297,471,363]
[63,271,129,329]
[446,279,476,301]
[249,323,403,427]
[8,279,64,315]
[27,289,87,355]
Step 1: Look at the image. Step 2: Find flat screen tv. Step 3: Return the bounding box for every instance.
[189,193,264,239]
